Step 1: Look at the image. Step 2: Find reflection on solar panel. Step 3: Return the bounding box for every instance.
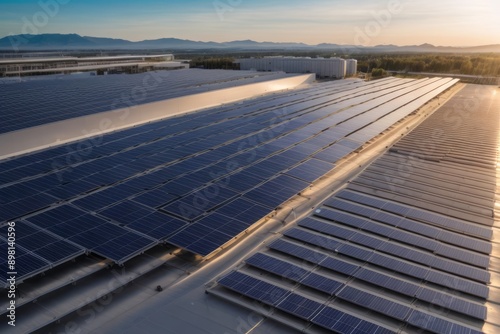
[0,76,459,287]
[0,69,295,134]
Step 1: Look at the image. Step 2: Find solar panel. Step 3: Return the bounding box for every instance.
[407,310,483,334]
[1,222,84,265]
[245,253,343,295]
[268,239,359,276]
[242,175,309,209]
[217,271,290,306]
[284,158,334,183]
[312,306,396,334]
[275,293,325,320]
[416,288,487,320]
[337,286,411,321]
[167,213,241,256]
[0,241,51,287]
[314,208,368,229]
[24,207,157,264]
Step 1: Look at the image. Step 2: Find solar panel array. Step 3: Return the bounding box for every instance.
[0,76,458,287]
[0,69,292,134]
[210,83,496,332]
[214,209,488,333]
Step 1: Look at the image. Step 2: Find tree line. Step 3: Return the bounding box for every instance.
[355,54,500,76]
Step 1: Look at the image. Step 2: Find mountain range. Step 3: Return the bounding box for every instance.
[1,34,499,53]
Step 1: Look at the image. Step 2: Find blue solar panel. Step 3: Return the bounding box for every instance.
[284,158,334,183]
[216,197,270,225]
[276,293,324,320]
[0,241,50,287]
[161,185,239,221]
[407,310,483,334]
[269,239,329,264]
[167,213,241,256]
[218,271,290,306]
[99,200,154,222]
[1,222,84,265]
[337,286,411,321]
[245,253,343,295]
[312,306,396,334]
[243,175,309,209]
[24,208,156,264]
[314,208,368,229]
[268,239,359,276]
[323,197,378,218]
[416,288,487,320]
[131,188,179,208]
[353,268,420,297]
[284,228,343,253]
[126,211,187,240]
[301,273,343,295]
[336,189,387,208]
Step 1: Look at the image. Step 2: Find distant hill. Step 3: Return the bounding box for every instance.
[1,33,499,53]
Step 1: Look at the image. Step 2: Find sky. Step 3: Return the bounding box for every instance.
[0,0,499,46]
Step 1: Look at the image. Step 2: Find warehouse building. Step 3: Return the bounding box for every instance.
[0,54,189,77]
[237,56,353,79]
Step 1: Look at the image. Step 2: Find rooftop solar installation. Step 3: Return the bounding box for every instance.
[0,77,461,288]
[206,83,498,334]
[3,73,497,334]
[0,69,296,134]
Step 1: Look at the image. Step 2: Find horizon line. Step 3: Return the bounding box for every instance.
[1,33,499,49]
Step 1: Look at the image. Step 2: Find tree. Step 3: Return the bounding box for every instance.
[371,68,387,78]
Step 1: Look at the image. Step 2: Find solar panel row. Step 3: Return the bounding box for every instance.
[281,228,488,298]
[314,206,490,268]
[217,270,396,334]
[245,253,343,295]
[353,268,486,320]
[244,251,486,322]
[296,219,490,283]
[336,189,492,240]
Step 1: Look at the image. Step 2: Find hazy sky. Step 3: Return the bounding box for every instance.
[0,0,499,46]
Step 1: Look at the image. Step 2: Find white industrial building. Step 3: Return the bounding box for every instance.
[0,54,189,77]
[346,58,358,76]
[237,56,354,79]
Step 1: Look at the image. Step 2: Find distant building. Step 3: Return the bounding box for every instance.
[346,59,358,76]
[0,54,189,77]
[237,56,353,79]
